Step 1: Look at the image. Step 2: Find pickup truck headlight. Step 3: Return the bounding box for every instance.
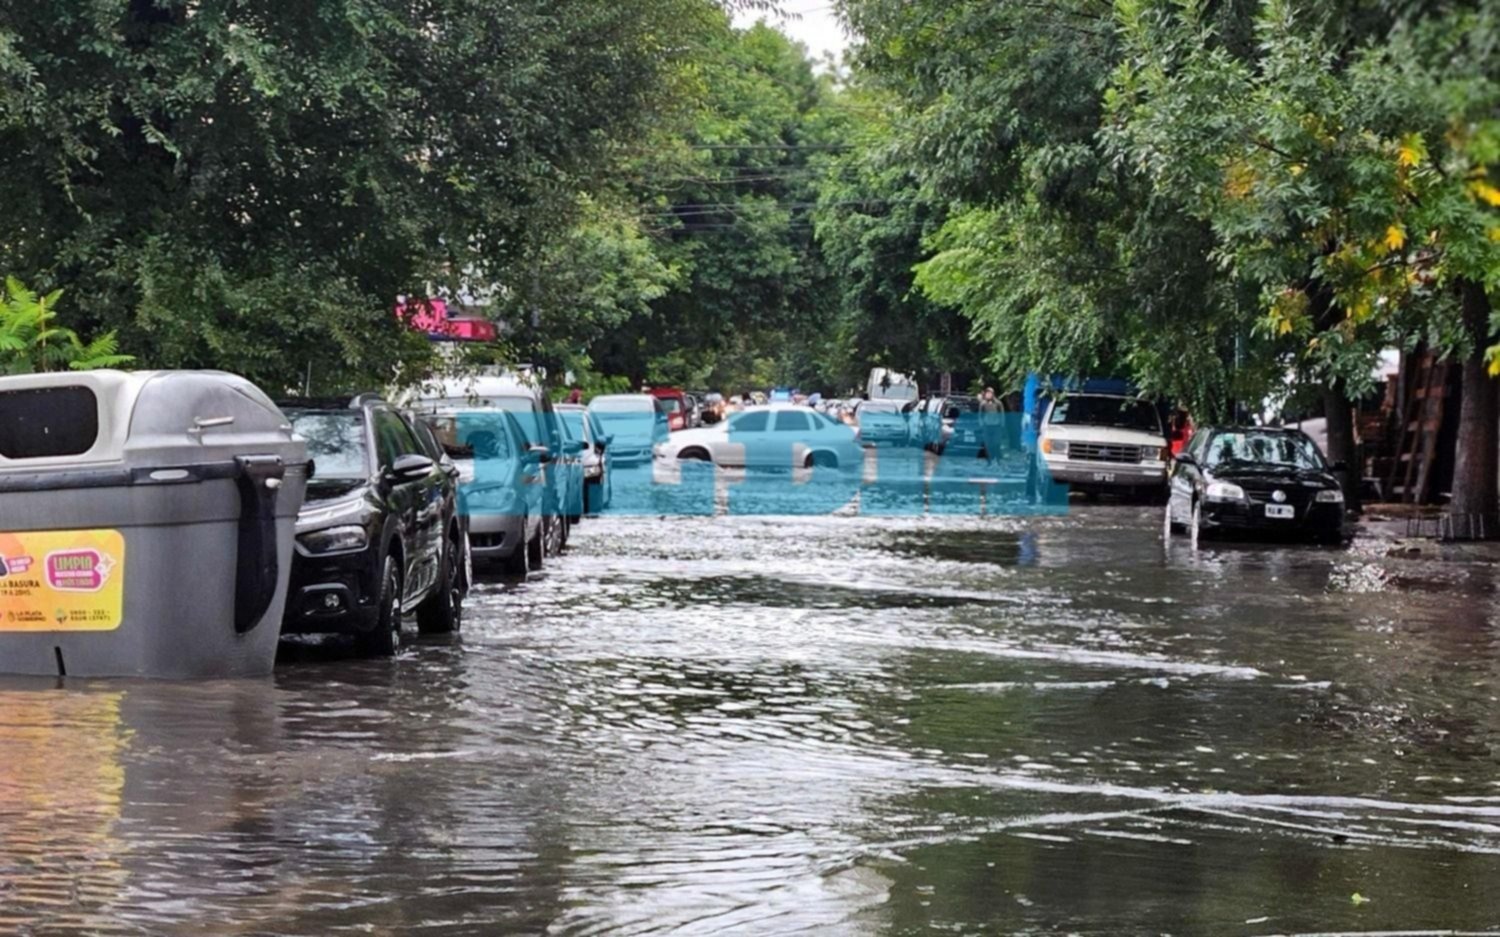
[1205,481,1247,502]
[298,525,368,555]
[1041,438,1068,456]
[1315,488,1345,503]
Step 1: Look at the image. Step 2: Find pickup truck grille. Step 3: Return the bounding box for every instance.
[1068,443,1142,464]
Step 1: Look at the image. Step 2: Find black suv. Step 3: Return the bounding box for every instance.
[280,395,467,655]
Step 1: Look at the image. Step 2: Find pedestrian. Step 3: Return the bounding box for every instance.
[979,386,1004,466]
[566,386,582,404]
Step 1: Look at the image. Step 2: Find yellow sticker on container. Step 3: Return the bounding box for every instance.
[0,530,125,632]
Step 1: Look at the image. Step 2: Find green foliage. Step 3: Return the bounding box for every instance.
[1107,0,1498,395]
[598,19,842,392]
[844,0,1497,418]
[0,0,709,393]
[0,277,133,375]
[844,0,1255,415]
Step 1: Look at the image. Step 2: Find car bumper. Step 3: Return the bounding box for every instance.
[467,512,527,559]
[1044,459,1167,487]
[1202,500,1345,536]
[611,446,654,464]
[284,550,381,635]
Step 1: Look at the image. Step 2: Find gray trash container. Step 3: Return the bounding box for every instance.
[0,370,308,678]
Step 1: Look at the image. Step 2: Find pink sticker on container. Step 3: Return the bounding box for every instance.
[45,549,116,593]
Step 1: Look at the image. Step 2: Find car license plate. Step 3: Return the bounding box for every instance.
[1092,472,1115,483]
[1265,504,1295,519]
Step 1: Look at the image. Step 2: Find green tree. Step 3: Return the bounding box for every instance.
[0,0,709,393]
[1106,0,1498,507]
[811,85,979,392]
[0,277,133,375]
[590,19,846,392]
[842,0,1260,413]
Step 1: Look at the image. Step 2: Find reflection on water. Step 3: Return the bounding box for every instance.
[3,506,1500,934]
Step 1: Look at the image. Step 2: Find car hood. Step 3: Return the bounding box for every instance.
[665,426,726,447]
[1207,465,1338,488]
[303,477,369,505]
[1044,425,1164,446]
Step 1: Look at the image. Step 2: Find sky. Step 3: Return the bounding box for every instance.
[732,2,851,66]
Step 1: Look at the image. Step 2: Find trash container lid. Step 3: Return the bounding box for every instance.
[0,370,297,472]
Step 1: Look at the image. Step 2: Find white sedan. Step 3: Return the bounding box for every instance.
[656,405,864,472]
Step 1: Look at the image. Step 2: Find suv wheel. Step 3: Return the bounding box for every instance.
[356,554,402,657]
[416,531,465,634]
[527,518,546,570]
[503,515,530,576]
[544,513,565,557]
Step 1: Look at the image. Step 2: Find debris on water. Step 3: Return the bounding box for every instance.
[1351,892,1371,905]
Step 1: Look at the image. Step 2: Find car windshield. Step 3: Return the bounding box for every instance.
[1049,396,1161,434]
[591,396,654,417]
[861,400,904,415]
[1204,431,1326,471]
[558,410,586,439]
[656,397,682,413]
[288,411,368,479]
[422,394,533,414]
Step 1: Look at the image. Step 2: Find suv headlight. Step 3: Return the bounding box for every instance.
[1315,488,1345,503]
[1143,445,1170,463]
[1041,439,1068,456]
[298,525,368,555]
[1205,481,1246,502]
[463,483,519,512]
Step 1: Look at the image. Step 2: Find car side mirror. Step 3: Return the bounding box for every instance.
[1173,453,1196,466]
[602,434,614,446]
[388,453,434,482]
[565,439,586,455]
[1329,460,1347,471]
[527,444,552,464]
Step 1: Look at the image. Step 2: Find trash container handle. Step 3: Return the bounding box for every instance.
[233,455,288,634]
[0,459,246,493]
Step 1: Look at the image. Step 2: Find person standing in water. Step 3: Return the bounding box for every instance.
[978,386,1004,466]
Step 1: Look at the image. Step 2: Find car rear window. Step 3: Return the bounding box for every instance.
[0,386,99,459]
[591,396,654,414]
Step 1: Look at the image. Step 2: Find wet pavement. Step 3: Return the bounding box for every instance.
[3,505,1500,935]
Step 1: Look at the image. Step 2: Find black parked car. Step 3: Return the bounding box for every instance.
[280,395,468,655]
[1165,426,1347,544]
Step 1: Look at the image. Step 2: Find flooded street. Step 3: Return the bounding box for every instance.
[4,506,1500,935]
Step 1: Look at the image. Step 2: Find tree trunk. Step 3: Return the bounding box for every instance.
[1323,386,1359,511]
[1448,281,1497,521]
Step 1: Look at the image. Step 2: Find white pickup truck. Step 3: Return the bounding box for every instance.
[1037,393,1170,497]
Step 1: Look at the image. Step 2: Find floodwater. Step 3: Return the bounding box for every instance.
[4,506,1500,935]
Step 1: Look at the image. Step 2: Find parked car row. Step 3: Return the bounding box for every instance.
[280,371,625,657]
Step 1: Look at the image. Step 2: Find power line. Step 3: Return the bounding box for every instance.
[640,197,918,218]
[685,143,854,151]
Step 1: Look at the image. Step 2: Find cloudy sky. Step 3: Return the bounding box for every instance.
[733,1,851,65]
